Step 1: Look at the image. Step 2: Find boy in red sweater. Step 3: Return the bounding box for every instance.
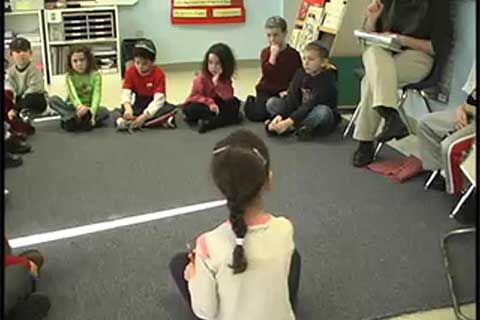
[114,40,176,132]
[244,16,302,122]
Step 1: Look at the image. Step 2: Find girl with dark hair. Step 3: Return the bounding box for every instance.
[181,43,242,134]
[170,129,300,320]
[49,46,109,131]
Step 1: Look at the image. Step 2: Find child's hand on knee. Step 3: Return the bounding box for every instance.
[76,105,89,118]
[209,103,220,115]
[279,91,288,98]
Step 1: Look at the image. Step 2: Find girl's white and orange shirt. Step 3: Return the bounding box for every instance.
[188,214,296,320]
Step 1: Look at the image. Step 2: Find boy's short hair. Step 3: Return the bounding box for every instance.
[133,40,156,62]
[9,37,31,52]
[304,40,329,59]
[265,16,287,33]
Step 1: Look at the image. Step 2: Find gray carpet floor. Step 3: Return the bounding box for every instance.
[4,119,475,320]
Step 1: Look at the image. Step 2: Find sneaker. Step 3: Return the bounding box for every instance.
[296,125,315,141]
[198,119,214,134]
[7,293,51,320]
[165,114,177,129]
[5,136,32,154]
[5,152,23,168]
[19,249,44,270]
[352,141,375,167]
[115,118,131,131]
[60,118,77,132]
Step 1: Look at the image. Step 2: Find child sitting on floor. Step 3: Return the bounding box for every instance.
[169,129,300,320]
[49,46,110,132]
[5,37,48,135]
[265,40,340,141]
[181,43,242,134]
[114,39,176,132]
[244,16,302,122]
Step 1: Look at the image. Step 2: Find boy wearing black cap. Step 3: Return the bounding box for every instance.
[265,40,339,140]
[5,37,48,134]
[115,40,176,131]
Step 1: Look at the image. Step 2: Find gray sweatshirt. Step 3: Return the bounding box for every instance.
[6,62,46,98]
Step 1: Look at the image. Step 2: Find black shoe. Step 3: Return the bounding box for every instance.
[5,152,23,168]
[5,136,32,154]
[296,125,315,141]
[79,112,93,131]
[198,119,213,134]
[7,293,51,320]
[353,141,375,167]
[60,118,77,132]
[374,106,409,142]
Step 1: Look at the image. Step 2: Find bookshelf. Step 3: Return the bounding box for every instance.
[4,10,48,87]
[43,6,121,90]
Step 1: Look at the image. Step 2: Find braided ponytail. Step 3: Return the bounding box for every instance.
[211,130,271,275]
[227,199,248,274]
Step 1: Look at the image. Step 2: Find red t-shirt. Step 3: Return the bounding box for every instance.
[122,65,166,98]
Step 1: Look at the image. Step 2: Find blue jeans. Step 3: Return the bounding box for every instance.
[266,97,337,134]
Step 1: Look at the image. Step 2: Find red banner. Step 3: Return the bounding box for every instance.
[171,0,246,24]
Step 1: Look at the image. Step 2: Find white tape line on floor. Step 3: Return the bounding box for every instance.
[10,199,226,248]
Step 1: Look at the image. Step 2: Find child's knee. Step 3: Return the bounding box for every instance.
[266,97,283,115]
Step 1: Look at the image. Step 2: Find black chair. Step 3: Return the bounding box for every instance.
[343,61,442,157]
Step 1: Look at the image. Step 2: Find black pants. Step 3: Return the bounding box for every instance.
[169,249,301,319]
[244,89,277,122]
[15,93,47,115]
[182,97,240,129]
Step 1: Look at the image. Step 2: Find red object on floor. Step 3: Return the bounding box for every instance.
[367,155,424,184]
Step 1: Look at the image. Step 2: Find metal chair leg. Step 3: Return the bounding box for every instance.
[342,105,361,139]
[373,142,383,159]
[441,227,476,320]
[424,170,440,190]
[419,90,433,113]
[450,185,476,219]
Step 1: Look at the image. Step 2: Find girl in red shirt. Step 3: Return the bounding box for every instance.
[182,43,242,134]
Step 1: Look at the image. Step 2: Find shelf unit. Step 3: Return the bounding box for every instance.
[4,10,48,87]
[43,6,121,89]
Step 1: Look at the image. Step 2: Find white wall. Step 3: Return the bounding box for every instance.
[118,0,282,64]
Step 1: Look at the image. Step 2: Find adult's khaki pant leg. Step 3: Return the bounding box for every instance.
[354,46,433,141]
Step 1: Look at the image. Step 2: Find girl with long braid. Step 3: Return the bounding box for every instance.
[169,129,300,320]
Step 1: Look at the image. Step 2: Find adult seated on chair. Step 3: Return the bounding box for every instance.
[417,88,476,194]
[352,0,453,167]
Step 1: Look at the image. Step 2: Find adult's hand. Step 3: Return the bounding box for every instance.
[365,0,384,31]
[455,103,469,129]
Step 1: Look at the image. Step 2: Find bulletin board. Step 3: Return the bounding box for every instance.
[171,0,246,24]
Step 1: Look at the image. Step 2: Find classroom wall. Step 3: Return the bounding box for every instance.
[118,0,282,64]
[406,0,476,117]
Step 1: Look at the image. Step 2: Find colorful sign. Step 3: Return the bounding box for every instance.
[171,0,245,24]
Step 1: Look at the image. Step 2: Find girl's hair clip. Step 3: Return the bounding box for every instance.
[213,146,267,167]
[213,146,230,155]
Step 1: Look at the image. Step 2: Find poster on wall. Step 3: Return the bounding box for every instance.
[171,0,246,24]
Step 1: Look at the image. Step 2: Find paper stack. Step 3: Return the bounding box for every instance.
[322,0,346,32]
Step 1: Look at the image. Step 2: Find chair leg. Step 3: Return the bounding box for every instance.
[424,170,440,190]
[419,90,433,113]
[450,185,476,219]
[342,105,361,139]
[441,227,476,320]
[373,142,384,159]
